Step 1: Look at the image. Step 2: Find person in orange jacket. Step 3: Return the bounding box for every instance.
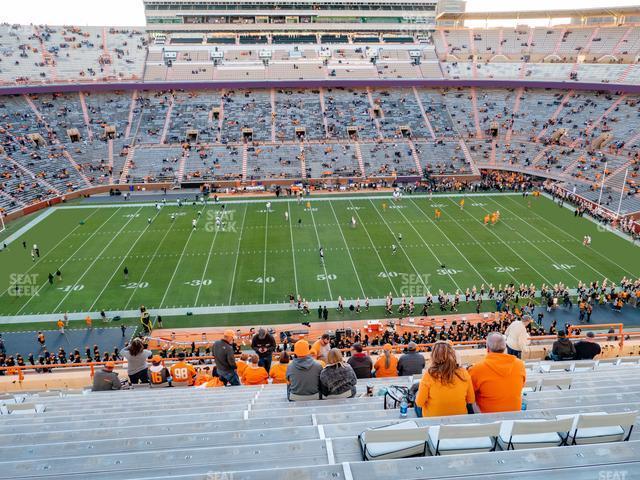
[241,354,269,385]
[193,366,213,386]
[236,353,249,378]
[204,367,225,388]
[373,344,398,377]
[415,341,474,417]
[469,332,526,413]
[269,351,290,384]
[169,352,197,386]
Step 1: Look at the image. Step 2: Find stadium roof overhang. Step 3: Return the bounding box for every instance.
[436,5,640,22]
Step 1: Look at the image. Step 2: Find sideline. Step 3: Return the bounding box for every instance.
[53,191,524,209]
[0,288,583,324]
[0,208,56,247]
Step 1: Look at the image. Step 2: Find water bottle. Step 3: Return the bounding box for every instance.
[400,397,408,418]
[521,398,528,411]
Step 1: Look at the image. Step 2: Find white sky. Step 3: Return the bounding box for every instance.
[0,0,637,26]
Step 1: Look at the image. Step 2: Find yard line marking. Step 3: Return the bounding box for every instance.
[328,201,366,299]
[368,199,432,293]
[262,208,269,304]
[350,200,398,296]
[14,208,122,314]
[123,215,178,311]
[228,204,248,305]
[52,207,141,313]
[0,208,99,301]
[408,198,489,287]
[287,202,299,297]
[457,199,553,285]
[505,195,635,278]
[195,214,220,306]
[87,208,163,312]
[442,199,521,285]
[309,202,333,299]
[159,204,210,308]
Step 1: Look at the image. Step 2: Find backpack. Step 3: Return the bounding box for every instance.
[383,385,410,410]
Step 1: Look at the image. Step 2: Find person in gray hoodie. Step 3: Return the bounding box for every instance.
[397,342,425,376]
[286,340,323,401]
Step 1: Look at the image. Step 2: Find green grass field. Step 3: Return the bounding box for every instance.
[0,193,637,327]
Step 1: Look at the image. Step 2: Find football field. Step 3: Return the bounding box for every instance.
[0,193,637,322]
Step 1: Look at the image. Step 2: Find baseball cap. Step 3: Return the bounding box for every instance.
[223,329,235,339]
[151,355,162,363]
[104,361,115,370]
[407,341,417,351]
[294,340,310,356]
[586,331,595,338]
[383,344,392,351]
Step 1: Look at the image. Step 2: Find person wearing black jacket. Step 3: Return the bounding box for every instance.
[550,330,576,361]
[574,331,602,360]
[252,328,276,373]
[213,330,239,385]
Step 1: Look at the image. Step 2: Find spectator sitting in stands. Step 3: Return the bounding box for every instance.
[397,341,425,376]
[286,340,323,401]
[213,330,239,386]
[193,366,213,386]
[120,338,152,384]
[242,354,269,385]
[204,367,225,388]
[505,315,532,358]
[92,361,122,392]
[169,352,197,386]
[269,351,290,384]
[347,342,373,379]
[469,332,526,413]
[550,330,576,361]
[373,343,398,377]
[149,355,172,387]
[320,348,357,398]
[312,333,332,363]
[236,352,249,378]
[415,341,475,417]
[574,331,602,360]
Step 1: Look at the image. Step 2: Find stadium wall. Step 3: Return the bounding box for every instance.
[3,78,640,96]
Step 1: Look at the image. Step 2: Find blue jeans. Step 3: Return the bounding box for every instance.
[220,371,240,386]
[507,346,521,358]
[258,355,272,374]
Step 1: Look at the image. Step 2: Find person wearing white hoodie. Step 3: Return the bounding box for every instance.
[504,315,532,359]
